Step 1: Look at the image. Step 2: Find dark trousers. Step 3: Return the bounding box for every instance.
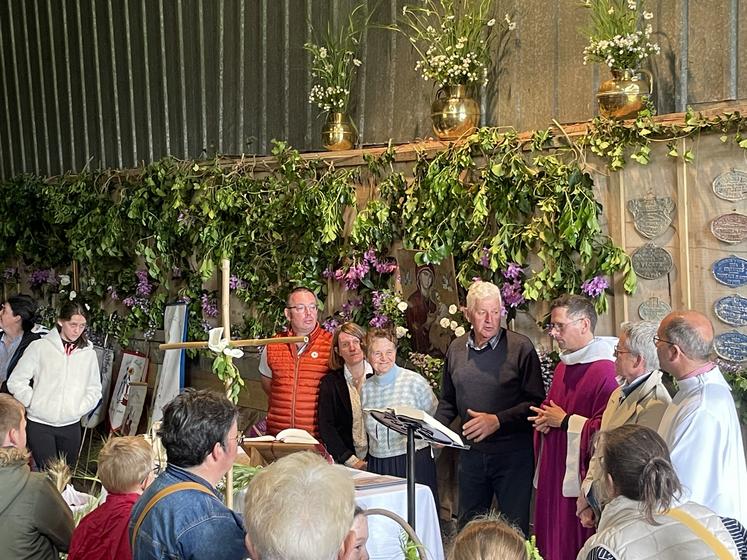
[458,445,534,535]
[26,419,82,471]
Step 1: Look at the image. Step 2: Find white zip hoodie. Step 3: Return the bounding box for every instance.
[7,328,102,427]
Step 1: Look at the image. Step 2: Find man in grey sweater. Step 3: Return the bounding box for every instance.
[435,281,545,534]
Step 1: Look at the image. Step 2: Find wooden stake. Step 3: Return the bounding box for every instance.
[158,335,306,351]
[221,259,234,510]
[71,260,80,292]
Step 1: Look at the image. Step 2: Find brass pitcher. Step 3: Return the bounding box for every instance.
[430,85,480,141]
[597,68,654,119]
[321,112,357,151]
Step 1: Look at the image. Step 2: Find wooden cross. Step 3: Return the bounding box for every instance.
[158,258,306,508]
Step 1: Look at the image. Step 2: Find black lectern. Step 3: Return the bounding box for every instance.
[369,408,468,531]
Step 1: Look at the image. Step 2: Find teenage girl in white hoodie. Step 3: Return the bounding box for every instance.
[8,300,101,470]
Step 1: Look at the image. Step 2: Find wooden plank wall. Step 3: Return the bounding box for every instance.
[603,135,747,337]
[1,0,746,179]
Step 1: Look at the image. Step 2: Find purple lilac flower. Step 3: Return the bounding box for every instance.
[501,280,525,308]
[344,261,371,291]
[480,247,490,268]
[107,286,119,301]
[201,321,212,332]
[176,295,191,304]
[363,248,378,264]
[371,290,385,310]
[581,276,609,297]
[503,262,523,280]
[200,293,219,318]
[374,260,398,274]
[29,269,51,288]
[322,267,335,279]
[229,275,247,291]
[322,318,341,333]
[369,314,389,328]
[122,296,136,308]
[3,267,17,281]
[135,270,153,297]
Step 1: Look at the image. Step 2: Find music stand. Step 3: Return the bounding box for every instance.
[369,409,468,531]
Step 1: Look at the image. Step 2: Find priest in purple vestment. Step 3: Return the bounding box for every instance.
[529,295,618,560]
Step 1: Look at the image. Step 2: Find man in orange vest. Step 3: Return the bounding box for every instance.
[260,287,332,437]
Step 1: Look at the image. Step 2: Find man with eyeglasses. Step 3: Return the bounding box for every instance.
[259,286,333,437]
[129,389,247,559]
[655,310,747,526]
[529,294,618,560]
[576,320,671,529]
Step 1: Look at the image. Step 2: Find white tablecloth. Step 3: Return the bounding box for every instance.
[353,472,445,560]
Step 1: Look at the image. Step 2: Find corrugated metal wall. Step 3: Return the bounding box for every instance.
[0,0,745,179]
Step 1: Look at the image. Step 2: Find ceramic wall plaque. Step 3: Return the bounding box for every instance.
[714,295,747,327]
[631,243,674,280]
[711,213,747,244]
[712,169,747,202]
[638,297,672,321]
[714,330,747,363]
[711,255,747,288]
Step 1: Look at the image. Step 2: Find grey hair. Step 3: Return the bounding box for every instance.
[550,294,597,331]
[619,321,660,371]
[661,316,713,361]
[244,452,355,560]
[466,281,502,311]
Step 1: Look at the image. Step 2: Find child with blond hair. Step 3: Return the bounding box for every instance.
[68,436,154,560]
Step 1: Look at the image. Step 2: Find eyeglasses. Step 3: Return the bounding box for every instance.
[286,304,318,314]
[545,318,582,333]
[613,345,633,358]
[653,335,676,347]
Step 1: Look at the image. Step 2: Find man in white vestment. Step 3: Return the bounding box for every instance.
[656,310,747,526]
[577,320,672,528]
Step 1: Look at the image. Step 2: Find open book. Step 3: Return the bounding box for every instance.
[364,405,467,449]
[242,428,319,445]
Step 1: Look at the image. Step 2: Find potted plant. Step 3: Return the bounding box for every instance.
[305,4,369,151]
[394,0,515,140]
[582,0,660,119]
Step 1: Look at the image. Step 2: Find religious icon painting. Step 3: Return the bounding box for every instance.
[395,248,459,358]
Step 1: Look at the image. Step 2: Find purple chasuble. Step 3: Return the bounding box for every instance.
[533,358,617,560]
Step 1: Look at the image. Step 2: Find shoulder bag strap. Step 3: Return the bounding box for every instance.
[130,481,216,550]
[665,508,735,560]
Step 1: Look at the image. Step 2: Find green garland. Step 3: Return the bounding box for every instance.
[2,108,746,346]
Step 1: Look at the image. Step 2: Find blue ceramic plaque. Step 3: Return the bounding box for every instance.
[711,255,747,288]
[714,330,747,363]
[714,295,747,327]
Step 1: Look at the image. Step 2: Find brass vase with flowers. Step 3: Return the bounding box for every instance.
[304,4,368,151]
[431,85,480,141]
[321,112,358,151]
[597,68,654,119]
[582,0,660,119]
[393,1,516,140]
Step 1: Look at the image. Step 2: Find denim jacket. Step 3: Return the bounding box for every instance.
[129,464,246,560]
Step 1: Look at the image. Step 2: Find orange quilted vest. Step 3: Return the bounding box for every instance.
[265,324,332,437]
